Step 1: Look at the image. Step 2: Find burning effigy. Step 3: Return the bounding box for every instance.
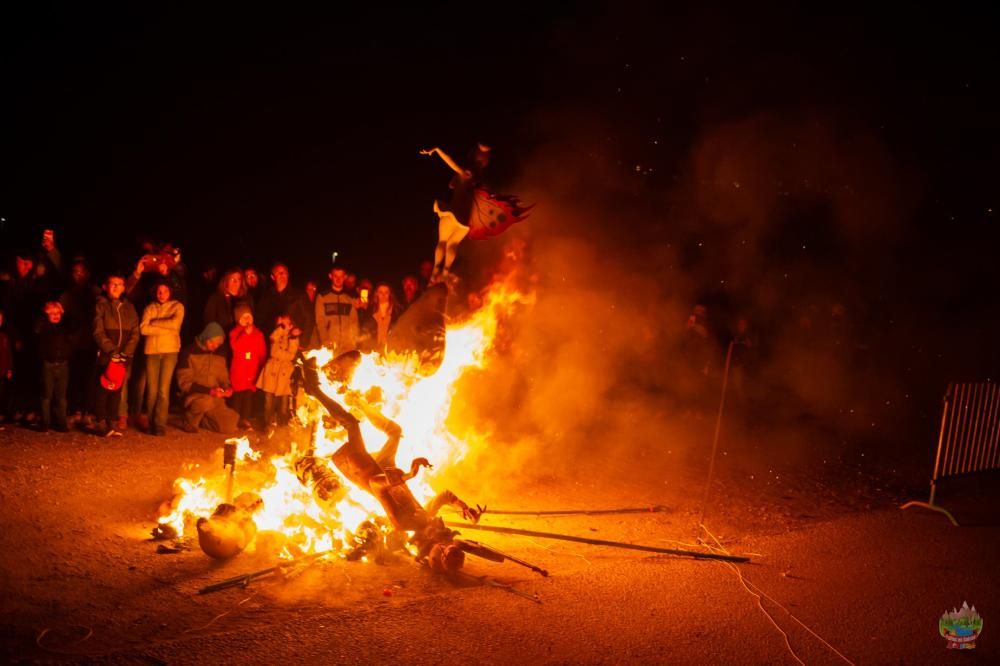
[153,277,541,578]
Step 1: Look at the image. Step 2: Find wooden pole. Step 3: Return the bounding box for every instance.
[698,341,734,528]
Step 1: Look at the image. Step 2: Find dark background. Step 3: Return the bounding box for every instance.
[2,3,999,376]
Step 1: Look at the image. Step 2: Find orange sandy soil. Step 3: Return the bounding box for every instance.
[0,416,913,663]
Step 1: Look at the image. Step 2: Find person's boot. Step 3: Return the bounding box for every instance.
[116,415,129,432]
[136,414,150,433]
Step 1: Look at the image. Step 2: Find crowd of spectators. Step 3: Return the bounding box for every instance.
[0,230,446,437]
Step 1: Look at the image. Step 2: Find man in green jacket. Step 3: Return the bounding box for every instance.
[175,322,238,434]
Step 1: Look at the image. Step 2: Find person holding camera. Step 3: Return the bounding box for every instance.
[91,274,139,437]
[256,262,308,339]
[257,314,300,432]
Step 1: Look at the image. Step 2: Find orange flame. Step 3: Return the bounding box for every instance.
[157,279,532,559]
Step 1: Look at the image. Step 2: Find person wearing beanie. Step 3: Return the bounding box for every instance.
[199,321,225,344]
[228,305,265,430]
[175,322,238,434]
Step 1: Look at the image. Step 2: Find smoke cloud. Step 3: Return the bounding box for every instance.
[441,106,920,501]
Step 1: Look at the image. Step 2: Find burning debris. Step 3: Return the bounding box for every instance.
[297,355,531,575]
[153,277,746,596]
[196,492,264,560]
[154,281,546,579]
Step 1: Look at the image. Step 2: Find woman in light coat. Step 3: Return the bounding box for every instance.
[140,281,184,435]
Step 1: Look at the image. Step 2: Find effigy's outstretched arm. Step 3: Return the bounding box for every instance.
[419,146,468,177]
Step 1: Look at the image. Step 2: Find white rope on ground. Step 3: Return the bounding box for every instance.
[700,523,856,666]
[35,624,95,656]
[183,590,259,634]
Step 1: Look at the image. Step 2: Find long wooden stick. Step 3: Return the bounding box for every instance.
[699,340,734,528]
[456,505,670,517]
[198,551,332,595]
[445,522,750,563]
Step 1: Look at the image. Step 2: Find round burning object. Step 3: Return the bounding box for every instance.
[196,492,264,560]
[427,541,466,574]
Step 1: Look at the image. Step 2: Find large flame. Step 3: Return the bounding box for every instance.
[156,279,531,559]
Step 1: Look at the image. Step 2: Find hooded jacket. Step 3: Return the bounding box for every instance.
[176,340,230,402]
[229,325,266,392]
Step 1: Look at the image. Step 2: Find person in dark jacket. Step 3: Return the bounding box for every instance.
[255,263,309,338]
[59,259,101,422]
[2,251,46,422]
[243,267,263,312]
[302,279,320,350]
[0,308,13,422]
[91,274,139,437]
[203,268,249,332]
[36,301,73,432]
[400,275,420,314]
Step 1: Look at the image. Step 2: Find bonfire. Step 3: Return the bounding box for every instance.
[154,279,533,573]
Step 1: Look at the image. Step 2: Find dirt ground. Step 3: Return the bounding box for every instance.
[0,413,969,664]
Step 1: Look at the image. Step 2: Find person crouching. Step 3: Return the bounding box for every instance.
[176,323,238,434]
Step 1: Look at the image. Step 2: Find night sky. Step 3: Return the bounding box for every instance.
[2,3,998,342]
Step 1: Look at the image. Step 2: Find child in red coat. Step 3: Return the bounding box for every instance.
[229,304,266,430]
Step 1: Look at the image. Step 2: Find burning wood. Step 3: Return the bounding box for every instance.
[154,280,542,576]
[298,352,491,574]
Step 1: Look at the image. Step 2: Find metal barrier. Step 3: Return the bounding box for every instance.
[902,382,1000,526]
